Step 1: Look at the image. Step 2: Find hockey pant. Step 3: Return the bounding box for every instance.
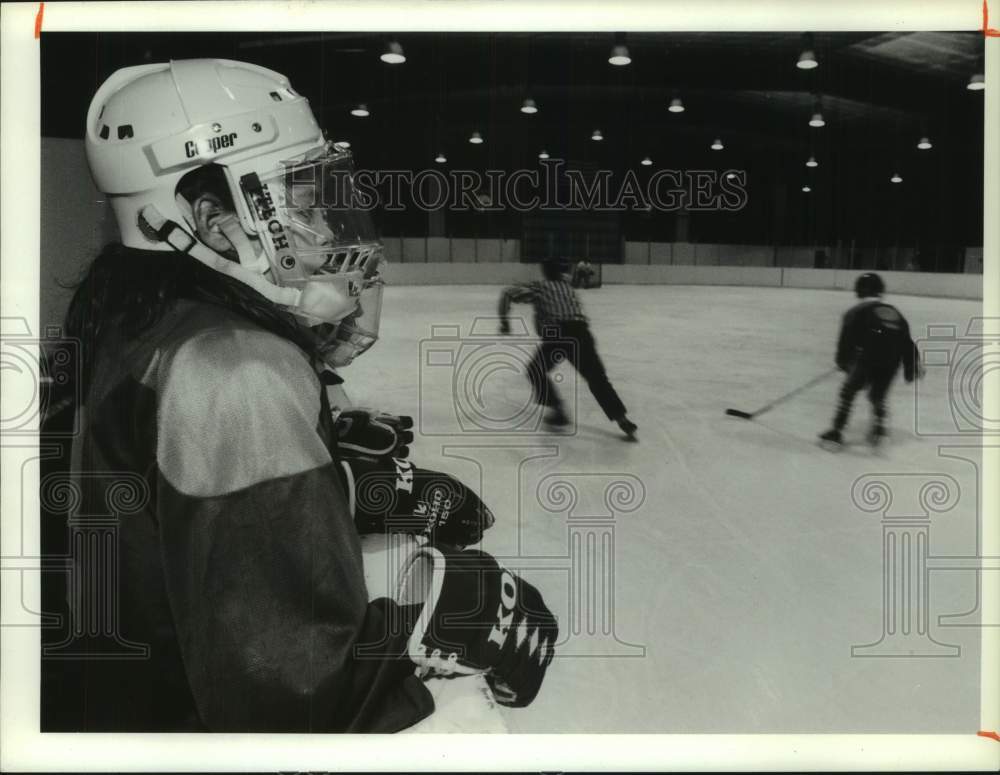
[526,320,626,421]
[831,363,896,433]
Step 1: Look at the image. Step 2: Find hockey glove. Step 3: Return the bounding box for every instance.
[335,408,414,461]
[904,362,927,383]
[903,347,926,383]
[339,457,495,548]
[396,544,558,707]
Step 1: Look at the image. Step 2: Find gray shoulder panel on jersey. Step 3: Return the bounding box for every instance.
[156,323,331,497]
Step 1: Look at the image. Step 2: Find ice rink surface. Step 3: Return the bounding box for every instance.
[345,282,985,733]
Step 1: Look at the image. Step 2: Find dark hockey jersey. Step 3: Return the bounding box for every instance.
[45,299,433,732]
[835,299,917,379]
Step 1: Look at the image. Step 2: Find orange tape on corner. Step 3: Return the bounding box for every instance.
[977,730,1000,742]
[34,2,44,39]
[986,0,1000,36]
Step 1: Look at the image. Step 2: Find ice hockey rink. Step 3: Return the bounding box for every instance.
[347,282,984,733]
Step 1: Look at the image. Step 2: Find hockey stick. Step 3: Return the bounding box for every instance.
[725,367,839,420]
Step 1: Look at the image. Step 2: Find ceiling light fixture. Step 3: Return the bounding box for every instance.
[967,73,985,91]
[520,98,538,114]
[801,185,812,193]
[641,156,653,166]
[917,136,932,150]
[380,41,406,64]
[434,152,447,163]
[609,44,631,66]
[890,173,902,183]
[809,111,825,128]
[538,150,550,160]
[591,129,604,141]
[797,33,819,70]
[797,50,818,70]
[711,138,724,150]
[806,155,818,167]
[468,131,484,144]
[350,104,370,117]
[668,97,685,113]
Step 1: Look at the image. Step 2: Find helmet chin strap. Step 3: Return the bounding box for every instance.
[139,204,365,329]
[217,215,271,274]
[139,205,300,309]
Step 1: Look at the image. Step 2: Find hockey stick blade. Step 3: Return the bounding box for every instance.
[725,367,839,422]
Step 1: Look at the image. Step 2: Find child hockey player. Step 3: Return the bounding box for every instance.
[819,273,921,450]
[44,58,557,733]
[498,259,637,439]
[571,259,597,289]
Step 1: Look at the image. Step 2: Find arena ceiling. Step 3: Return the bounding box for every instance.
[41,31,985,247]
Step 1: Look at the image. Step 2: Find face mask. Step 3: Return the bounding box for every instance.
[306,277,384,366]
[292,274,363,324]
[150,145,386,367]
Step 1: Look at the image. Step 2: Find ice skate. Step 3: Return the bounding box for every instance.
[866,425,887,447]
[818,428,843,452]
[543,406,571,428]
[617,416,638,441]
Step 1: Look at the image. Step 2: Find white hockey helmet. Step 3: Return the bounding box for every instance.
[85,58,384,366]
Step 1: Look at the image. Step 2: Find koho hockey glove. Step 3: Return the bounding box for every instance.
[396,544,558,707]
[338,457,495,548]
[335,408,414,461]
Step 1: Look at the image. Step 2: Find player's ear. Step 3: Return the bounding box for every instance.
[191,194,224,235]
[190,194,234,253]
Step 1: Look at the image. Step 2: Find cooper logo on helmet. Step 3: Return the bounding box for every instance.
[184,132,238,159]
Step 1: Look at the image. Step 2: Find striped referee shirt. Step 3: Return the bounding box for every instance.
[498,279,588,327]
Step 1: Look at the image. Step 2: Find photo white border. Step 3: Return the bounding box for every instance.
[2,1,997,771]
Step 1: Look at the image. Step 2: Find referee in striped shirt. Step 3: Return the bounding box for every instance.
[498,259,637,438]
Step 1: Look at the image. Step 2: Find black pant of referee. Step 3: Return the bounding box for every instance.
[528,321,627,424]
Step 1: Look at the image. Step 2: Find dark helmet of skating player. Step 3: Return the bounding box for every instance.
[855,272,885,299]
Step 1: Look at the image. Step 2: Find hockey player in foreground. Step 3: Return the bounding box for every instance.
[498,259,638,439]
[818,273,922,450]
[49,59,556,732]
